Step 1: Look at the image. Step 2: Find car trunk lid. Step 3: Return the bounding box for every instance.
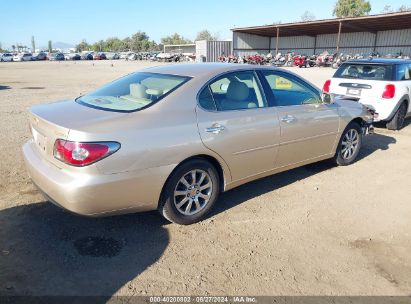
[29,100,124,167]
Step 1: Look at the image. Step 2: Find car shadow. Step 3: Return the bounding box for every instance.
[0,85,11,90]
[211,132,396,217]
[0,202,169,297]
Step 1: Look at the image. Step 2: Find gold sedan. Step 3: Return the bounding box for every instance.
[23,64,373,224]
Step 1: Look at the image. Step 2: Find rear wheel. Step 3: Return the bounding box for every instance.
[159,159,220,225]
[334,122,362,166]
[386,102,407,131]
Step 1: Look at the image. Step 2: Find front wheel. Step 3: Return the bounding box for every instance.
[159,159,220,225]
[334,122,362,166]
[386,102,407,131]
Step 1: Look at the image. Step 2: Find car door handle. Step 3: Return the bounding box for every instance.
[206,124,225,134]
[281,115,296,123]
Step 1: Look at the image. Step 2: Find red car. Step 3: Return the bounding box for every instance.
[93,53,107,60]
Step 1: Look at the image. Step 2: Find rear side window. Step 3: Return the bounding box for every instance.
[335,64,393,81]
[77,72,190,112]
[396,64,411,81]
[198,71,266,111]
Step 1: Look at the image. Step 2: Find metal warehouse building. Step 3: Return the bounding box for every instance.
[196,40,232,62]
[232,11,411,57]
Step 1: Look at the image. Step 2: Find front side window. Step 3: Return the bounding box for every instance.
[262,71,321,106]
[77,72,190,112]
[198,71,266,111]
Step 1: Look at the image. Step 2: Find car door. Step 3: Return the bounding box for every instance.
[259,70,340,168]
[196,70,281,183]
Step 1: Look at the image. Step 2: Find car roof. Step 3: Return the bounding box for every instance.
[347,58,411,65]
[142,63,280,78]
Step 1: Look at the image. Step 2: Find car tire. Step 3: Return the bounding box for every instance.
[159,159,220,225]
[386,102,407,131]
[334,122,363,166]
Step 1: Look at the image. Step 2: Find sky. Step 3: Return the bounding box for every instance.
[0,0,408,49]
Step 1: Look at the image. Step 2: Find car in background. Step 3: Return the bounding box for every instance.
[13,53,33,61]
[64,53,81,60]
[49,52,65,61]
[32,52,47,61]
[127,52,142,61]
[119,52,132,59]
[93,53,106,60]
[105,52,120,60]
[0,53,14,62]
[81,52,94,60]
[326,59,411,130]
[23,64,373,225]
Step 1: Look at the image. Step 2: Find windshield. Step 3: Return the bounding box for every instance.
[76,72,190,112]
[335,63,393,81]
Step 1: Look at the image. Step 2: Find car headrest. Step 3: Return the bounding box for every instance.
[130,83,148,99]
[226,81,249,101]
[146,88,163,96]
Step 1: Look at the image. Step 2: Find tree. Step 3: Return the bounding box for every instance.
[333,0,371,17]
[195,30,218,41]
[301,11,316,21]
[31,36,36,52]
[381,4,411,13]
[48,40,52,53]
[398,5,411,12]
[161,33,192,46]
[11,45,16,52]
[129,31,150,51]
[381,5,394,13]
[75,39,90,52]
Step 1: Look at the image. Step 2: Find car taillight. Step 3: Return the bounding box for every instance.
[323,79,331,93]
[382,84,395,99]
[53,140,120,166]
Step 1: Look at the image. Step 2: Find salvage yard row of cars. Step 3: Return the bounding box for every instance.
[0,51,172,62]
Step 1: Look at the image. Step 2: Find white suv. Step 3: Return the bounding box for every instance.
[325,59,411,130]
[13,53,33,62]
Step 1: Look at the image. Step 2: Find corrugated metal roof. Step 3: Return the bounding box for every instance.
[232,12,411,37]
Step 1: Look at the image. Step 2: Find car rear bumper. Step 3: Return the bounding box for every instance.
[22,140,173,217]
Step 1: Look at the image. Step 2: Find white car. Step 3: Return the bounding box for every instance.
[325,59,411,130]
[13,53,33,61]
[0,53,13,62]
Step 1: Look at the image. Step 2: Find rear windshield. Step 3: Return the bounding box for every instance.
[334,63,393,81]
[77,72,190,112]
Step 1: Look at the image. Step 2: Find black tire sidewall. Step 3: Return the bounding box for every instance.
[387,103,407,130]
[160,159,220,225]
[335,122,363,166]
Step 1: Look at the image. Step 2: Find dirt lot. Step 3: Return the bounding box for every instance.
[0,61,411,297]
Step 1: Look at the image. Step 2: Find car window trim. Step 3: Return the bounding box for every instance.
[76,72,192,113]
[196,70,269,113]
[258,70,321,107]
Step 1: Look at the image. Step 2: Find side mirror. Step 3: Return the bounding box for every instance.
[322,93,333,104]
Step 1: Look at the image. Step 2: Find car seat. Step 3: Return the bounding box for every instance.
[219,81,257,110]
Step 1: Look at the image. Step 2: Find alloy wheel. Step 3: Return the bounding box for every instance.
[341,129,360,160]
[173,169,213,216]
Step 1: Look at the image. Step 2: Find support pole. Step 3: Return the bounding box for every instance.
[268,36,271,54]
[313,35,317,55]
[373,32,378,53]
[336,21,342,54]
[275,27,279,54]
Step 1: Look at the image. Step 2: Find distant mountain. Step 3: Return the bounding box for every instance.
[53,41,75,49]
[39,41,74,50]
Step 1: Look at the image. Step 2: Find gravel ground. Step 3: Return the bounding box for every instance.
[0,61,410,297]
